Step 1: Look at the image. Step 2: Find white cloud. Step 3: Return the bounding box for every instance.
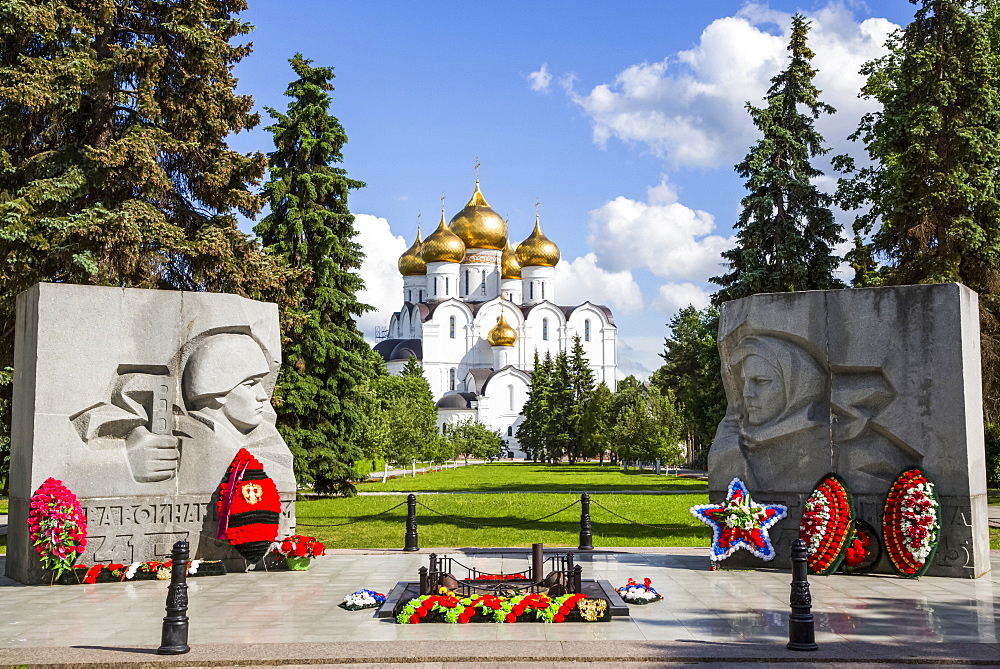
[354,214,406,340]
[587,179,733,280]
[616,336,666,381]
[528,63,553,93]
[554,253,644,315]
[653,282,713,314]
[568,2,897,168]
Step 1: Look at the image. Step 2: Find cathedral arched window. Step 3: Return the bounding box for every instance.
[419,290,423,302]
[407,289,411,302]
[529,283,534,300]
[508,425,513,437]
[445,277,450,295]
[449,368,456,391]
[542,318,549,340]
[541,282,545,300]
[449,316,455,339]
[481,269,487,295]
[465,270,470,295]
[584,319,591,342]
[434,277,438,295]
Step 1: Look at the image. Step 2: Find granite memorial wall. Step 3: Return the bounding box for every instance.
[6,283,296,584]
[708,283,990,577]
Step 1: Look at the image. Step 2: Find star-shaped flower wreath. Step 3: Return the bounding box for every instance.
[690,478,788,562]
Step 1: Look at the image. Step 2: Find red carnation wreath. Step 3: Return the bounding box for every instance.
[839,518,882,575]
[799,473,854,575]
[882,468,940,577]
[217,448,281,562]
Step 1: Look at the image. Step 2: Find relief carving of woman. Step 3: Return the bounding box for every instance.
[709,334,831,492]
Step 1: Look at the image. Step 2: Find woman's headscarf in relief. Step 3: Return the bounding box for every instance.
[730,335,827,444]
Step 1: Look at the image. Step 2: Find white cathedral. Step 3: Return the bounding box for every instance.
[374,178,618,456]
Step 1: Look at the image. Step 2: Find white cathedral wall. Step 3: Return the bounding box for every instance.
[522,302,564,361]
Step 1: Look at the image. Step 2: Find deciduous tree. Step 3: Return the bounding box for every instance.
[650,305,725,467]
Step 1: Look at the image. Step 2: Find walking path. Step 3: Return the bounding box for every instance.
[1,548,998,666]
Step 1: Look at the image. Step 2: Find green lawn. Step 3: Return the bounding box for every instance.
[354,462,707,493]
[0,498,7,514]
[297,492,711,549]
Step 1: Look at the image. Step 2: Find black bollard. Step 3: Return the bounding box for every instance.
[787,538,819,651]
[531,543,544,584]
[404,493,419,552]
[157,540,190,655]
[418,566,428,595]
[578,492,594,551]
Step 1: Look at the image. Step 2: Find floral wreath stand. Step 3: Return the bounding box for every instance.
[690,478,788,569]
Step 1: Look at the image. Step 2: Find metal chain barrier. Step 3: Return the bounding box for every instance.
[416,499,580,529]
[588,497,677,530]
[296,500,408,527]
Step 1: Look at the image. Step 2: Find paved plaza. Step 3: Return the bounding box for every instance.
[1,547,998,666]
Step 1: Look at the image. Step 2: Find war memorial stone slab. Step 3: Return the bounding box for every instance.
[708,283,990,578]
[6,283,296,584]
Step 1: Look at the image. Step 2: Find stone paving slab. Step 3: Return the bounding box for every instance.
[2,640,1000,667]
[0,549,997,666]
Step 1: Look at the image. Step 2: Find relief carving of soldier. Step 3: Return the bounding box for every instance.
[72,331,294,496]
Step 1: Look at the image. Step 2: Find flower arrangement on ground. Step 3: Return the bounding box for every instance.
[395,588,601,623]
[473,572,527,581]
[273,535,326,559]
[690,478,787,562]
[27,478,87,579]
[839,518,882,575]
[883,468,940,577]
[272,534,325,570]
[799,473,854,575]
[616,578,662,604]
[59,559,223,585]
[340,589,387,610]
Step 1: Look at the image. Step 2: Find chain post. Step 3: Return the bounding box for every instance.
[787,538,819,651]
[156,540,190,655]
[404,493,419,551]
[578,492,594,550]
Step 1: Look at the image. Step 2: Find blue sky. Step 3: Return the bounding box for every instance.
[229,1,918,378]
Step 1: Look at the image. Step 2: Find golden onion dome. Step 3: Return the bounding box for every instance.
[486,312,517,347]
[397,227,426,276]
[422,210,466,263]
[448,181,507,250]
[516,214,561,267]
[500,238,521,279]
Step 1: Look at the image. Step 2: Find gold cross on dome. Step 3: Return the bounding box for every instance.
[475,156,480,184]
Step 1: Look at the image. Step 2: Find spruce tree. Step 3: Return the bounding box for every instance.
[566,335,596,462]
[517,351,550,461]
[255,54,371,496]
[712,14,843,304]
[0,1,293,493]
[544,351,575,462]
[837,0,1000,418]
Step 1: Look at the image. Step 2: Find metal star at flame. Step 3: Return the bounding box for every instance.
[690,478,787,562]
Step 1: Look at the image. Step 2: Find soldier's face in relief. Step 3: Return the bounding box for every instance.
[219,376,268,432]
